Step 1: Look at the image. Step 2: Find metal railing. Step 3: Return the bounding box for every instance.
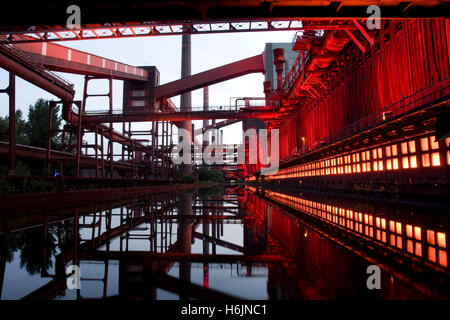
[282,50,310,93]
[287,77,450,160]
[0,44,75,93]
[83,103,281,116]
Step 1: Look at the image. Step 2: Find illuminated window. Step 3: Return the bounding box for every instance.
[396,222,402,234]
[414,227,421,240]
[401,142,408,154]
[385,146,391,157]
[427,230,435,245]
[392,145,398,156]
[422,154,430,167]
[432,152,441,166]
[429,247,436,263]
[386,159,392,170]
[415,243,422,256]
[431,136,439,150]
[410,155,417,168]
[390,221,395,232]
[446,138,450,166]
[402,157,409,169]
[421,137,429,151]
[437,232,446,248]
[408,140,416,153]
[406,225,413,238]
[439,250,447,267]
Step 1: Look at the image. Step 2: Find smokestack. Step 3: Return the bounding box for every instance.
[203,87,209,145]
[179,29,192,176]
[273,48,285,92]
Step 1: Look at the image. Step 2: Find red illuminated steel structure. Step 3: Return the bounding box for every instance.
[250,18,450,195]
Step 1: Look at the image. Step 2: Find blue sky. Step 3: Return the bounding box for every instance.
[0,30,293,146]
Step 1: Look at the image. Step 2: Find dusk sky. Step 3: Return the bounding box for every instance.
[0,30,293,146]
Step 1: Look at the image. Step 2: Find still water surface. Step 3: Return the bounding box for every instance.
[0,186,448,299]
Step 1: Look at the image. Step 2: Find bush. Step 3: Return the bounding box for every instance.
[181,174,196,184]
[197,166,224,183]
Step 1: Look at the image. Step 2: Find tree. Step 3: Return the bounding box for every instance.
[24,98,61,149]
[0,109,29,145]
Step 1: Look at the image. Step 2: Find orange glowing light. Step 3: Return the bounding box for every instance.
[420,138,429,151]
[401,142,408,154]
[437,232,446,248]
[392,145,398,156]
[407,240,413,253]
[381,218,386,230]
[385,146,391,157]
[438,250,447,267]
[396,222,402,234]
[402,157,409,169]
[415,243,422,256]
[390,234,396,246]
[410,156,417,168]
[414,227,421,240]
[392,158,399,169]
[432,152,441,166]
[406,225,413,238]
[427,230,435,245]
[386,159,392,170]
[422,154,430,167]
[390,221,395,232]
[428,247,437,263]
[408,141,416,153]
[431,136,439,149]
[396,236,403,249]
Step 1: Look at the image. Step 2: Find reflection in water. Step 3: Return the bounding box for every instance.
[0,186,449,300]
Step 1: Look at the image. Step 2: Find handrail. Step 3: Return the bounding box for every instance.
[0,44,74,93]
[282,77,450,161]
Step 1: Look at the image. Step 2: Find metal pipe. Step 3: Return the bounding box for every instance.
[8,73,15,170]
[0,51,74,101]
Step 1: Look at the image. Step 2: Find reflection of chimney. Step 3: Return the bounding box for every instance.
[273,48,285,92]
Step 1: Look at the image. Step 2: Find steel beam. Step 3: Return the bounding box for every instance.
[81,108,284,123]
[13,42,148,81]
[0,45,74,101]
[155,54,265,99]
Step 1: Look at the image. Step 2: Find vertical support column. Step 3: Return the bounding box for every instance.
[179,28,192,177]
[202,87,209,166]
[95,125,99,178]
[108,77,114,177]
[151,121,156,178]
[8,73,15,171]
[46,101,58,170]
[76,102,82,177]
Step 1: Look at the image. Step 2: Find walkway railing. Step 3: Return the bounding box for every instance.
[282,76,450,161]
